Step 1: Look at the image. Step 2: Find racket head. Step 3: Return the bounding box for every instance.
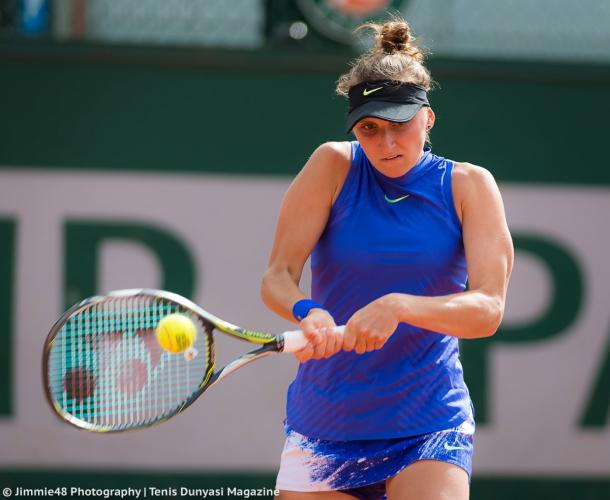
[42,289,218,432]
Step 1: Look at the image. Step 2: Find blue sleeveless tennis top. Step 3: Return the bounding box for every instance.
[286,142,473,440]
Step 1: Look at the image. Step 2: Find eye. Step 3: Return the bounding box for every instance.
[359,122,377,132]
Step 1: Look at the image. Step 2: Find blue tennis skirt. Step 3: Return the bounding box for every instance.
[276,419,474,498]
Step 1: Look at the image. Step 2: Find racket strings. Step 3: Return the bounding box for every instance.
[47,295,213,430]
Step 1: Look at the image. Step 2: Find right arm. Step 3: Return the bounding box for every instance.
[261,141,351,361]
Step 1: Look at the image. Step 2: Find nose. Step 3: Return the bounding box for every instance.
[379,128,396,150]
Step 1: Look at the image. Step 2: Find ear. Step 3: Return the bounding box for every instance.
[426,107,436,131]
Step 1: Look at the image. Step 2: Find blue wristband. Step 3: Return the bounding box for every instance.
[292,299,326,321]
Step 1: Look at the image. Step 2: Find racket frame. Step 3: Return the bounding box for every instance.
[42,289,291,433]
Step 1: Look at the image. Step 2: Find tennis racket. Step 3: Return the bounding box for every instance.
[42,288,333,433]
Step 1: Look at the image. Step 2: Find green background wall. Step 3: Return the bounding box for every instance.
[2,41,610,184]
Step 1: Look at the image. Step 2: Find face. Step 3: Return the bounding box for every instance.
[352,107,435,177]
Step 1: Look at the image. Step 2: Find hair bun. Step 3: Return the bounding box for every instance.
[372,20,424,63]
[336,17,433,97]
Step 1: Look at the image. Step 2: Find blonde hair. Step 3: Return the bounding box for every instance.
[336,18,433,96]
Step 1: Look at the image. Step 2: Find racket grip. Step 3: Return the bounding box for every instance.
[282,325,345,353]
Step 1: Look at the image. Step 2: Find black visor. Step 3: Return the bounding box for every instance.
[346,81,429,133]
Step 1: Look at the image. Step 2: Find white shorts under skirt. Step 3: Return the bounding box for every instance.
[276,420,475,498]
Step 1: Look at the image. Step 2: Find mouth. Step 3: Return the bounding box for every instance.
[381,154,402,161]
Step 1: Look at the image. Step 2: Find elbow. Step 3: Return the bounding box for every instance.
[260,264,292,310]
[480,299,504,338]
[260,268,274,307]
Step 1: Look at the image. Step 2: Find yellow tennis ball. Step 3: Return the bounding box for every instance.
[156,314,197,353]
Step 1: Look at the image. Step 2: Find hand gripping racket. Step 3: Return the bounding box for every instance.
[42,289,332,433]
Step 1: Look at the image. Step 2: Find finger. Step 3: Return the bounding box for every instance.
[342,325,357,352]
[364,332,381,352]
[294,344,314,363]
[312,329,330,360]
[330,328,344,355]
[373,338,386,350]
[303,328,324,346]
[366,338,378,352]
[323,329,338,359]
[354,334,368,355]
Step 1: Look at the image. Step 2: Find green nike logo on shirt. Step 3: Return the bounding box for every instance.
[384,194,410,203]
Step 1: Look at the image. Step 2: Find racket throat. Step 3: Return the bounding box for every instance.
[207,345,278,389]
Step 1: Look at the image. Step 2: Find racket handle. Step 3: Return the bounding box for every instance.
[282,325,345,353]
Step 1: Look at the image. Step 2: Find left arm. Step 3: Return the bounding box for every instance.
[343,163,514,353]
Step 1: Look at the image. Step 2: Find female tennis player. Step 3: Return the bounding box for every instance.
[261,18,513,500]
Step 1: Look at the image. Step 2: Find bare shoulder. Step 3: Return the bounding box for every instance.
[300,141,352,204]
[451,162,502,222]
[316,140,352,159]
[306,141,351,173]
[453,161,497,187]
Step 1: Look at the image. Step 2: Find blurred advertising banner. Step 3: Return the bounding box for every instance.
[404,0,610,63]
[5,1,610,62]
[0,169,608,476]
